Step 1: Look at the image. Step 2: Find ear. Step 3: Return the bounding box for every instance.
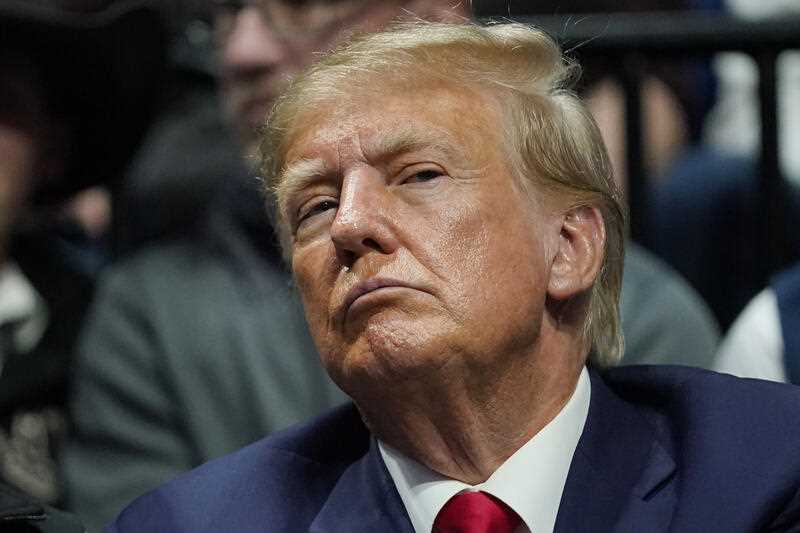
[547,205,606,301]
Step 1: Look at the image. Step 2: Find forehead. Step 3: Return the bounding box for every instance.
[283,83,504,166]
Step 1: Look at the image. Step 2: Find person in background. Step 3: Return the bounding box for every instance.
[706,0,800,185]
[622,0,800,328]
[714,261,800,383]
[109,22,800,532]
[0,0,163,501]
[0,0,163,527]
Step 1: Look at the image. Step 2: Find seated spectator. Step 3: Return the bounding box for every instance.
[620,243,719,367]
[576,5,768,330]
[0,0,163,509]
[714,261,800,383]
[706,0,800,184]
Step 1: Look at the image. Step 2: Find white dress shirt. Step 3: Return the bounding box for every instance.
[713,288,787,382]
[0,262,47,366]
[380,366,590,533]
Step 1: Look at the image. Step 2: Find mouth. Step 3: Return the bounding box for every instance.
[337,277,422,325]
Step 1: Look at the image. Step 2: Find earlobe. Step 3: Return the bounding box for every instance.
[547,205,606,301]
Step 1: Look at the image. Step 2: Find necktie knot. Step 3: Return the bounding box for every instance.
[434,491,522,533]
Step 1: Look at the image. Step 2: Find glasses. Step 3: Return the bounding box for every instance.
[213,0,378,48]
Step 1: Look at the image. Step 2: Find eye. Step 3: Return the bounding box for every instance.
[403,168,445,184]
[297,198,338,225]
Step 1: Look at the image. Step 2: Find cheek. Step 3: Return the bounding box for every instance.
[411,194,487,272]
[436,189,549,314]
[291,245,333,328]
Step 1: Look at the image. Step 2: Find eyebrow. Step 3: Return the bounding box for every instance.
[274,123,467,218]
[365,124,465,164]
[274,157,327,221]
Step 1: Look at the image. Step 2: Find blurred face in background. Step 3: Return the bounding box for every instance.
[0,65,44,262]
[213,0,467,152]
[214,0,389,151]
[0,122,36,262]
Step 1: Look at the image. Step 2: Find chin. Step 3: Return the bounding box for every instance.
[327,312,459,393]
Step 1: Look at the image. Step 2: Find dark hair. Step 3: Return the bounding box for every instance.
[0,54,48,137]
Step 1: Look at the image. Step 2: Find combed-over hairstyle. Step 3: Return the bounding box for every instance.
[260,21,627,366]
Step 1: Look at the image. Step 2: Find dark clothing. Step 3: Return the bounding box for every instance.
[64,190,345,532]
[0,481,84,533]
[774,263,800,384]
[107,365,800,532]
[620,243,719,367]
[3,227,94,419]
[112,93,239,257]
[1,225,95,503]
[648,147,800,329]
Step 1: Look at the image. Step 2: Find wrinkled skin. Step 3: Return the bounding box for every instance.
[283,86,565,397]
[278,83,604,483]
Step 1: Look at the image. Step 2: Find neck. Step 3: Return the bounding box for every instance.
[355,335,586,485]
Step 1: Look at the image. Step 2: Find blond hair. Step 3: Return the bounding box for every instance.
[261,22,627,366]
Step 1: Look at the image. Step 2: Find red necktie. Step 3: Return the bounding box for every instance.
[433,491,522,533]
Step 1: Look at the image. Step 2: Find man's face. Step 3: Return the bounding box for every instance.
[281,85,565,394]
[215,0,403,149]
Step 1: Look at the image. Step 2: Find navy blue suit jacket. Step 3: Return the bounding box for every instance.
[107,366,800,532]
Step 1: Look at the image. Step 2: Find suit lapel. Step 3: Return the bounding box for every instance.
[309,437,414,533]
[310,368,677,532]
[554,368,677,532]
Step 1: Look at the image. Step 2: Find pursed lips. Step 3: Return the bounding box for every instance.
[336,277,422,326]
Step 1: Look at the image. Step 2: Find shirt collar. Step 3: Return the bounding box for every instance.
[0,262,48,354]
[380,366,590,533]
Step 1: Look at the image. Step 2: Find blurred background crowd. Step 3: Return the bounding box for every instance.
[1,0,799,530]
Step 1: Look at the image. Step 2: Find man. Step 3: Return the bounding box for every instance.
[68,13,717,528]
[108,22,800,532]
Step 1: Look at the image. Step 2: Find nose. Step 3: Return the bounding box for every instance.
[220,7,290,79]
[330,171,399,268]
